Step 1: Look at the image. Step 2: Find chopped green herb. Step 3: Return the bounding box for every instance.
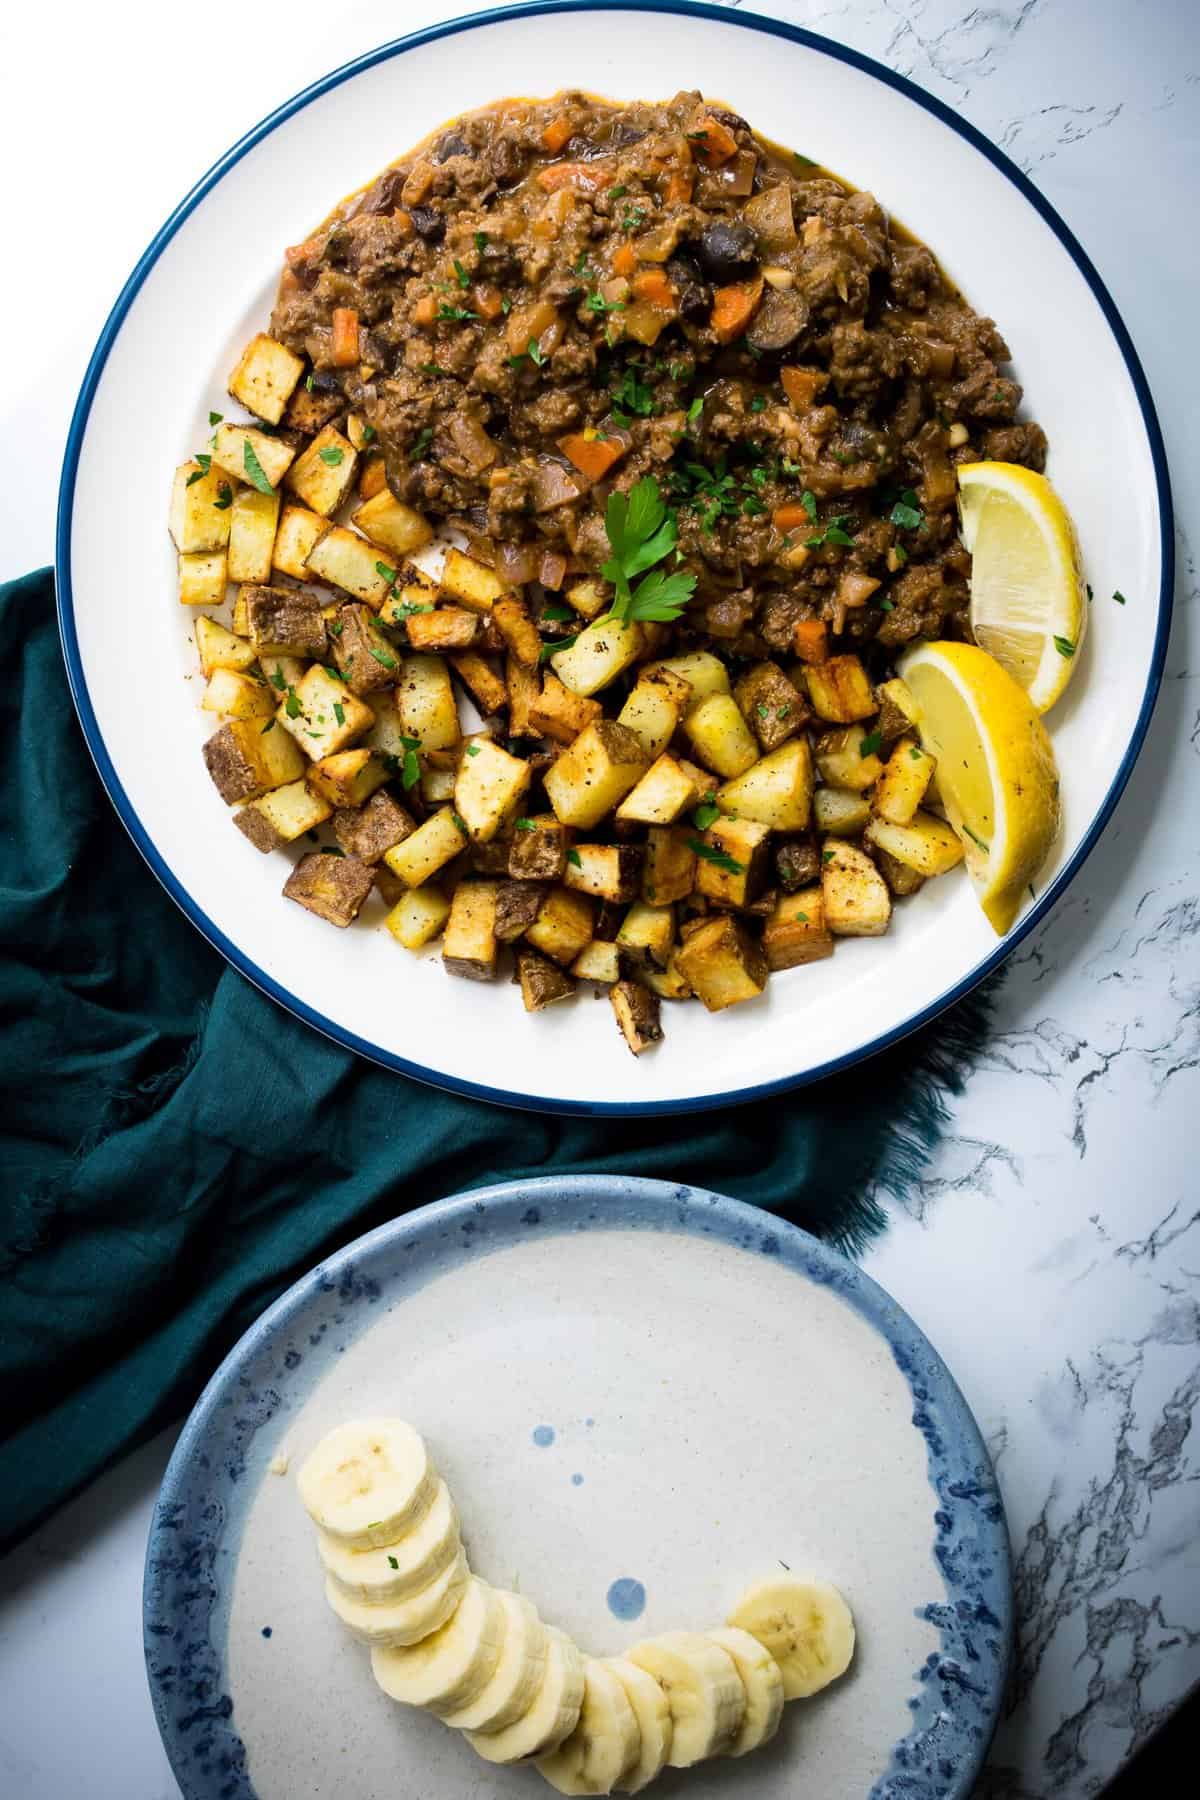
[686,395,704,427]
[620,208,646,233]
[436,303,478,323]
[603,477,697,624]
[284,687,302,719]
[859,731,883,758]
[750,395,766,414]
[269,666,287,691]
[586,290,625,316]
[539,634,578,662]
[910,746,923,761]
[387,1555,399,1570]
[213,482,233,511]
[368,642,398,671]
[333,701,345,727]
[400,736,422,791]
[1053,635,1076,658]
[466,743,480,757]
[793,151,816,170]
[208,410,223,426]
[412,427,433,458]
[692,800,721,829]
[1113,589,1126,606]
[451,812,468,835]
[453,258,471,290]
[419,362,449,377]
[474,231,488,253]
[322,664,345,683]
[612,368,654,417]
[501,296,512,315]
[609,184,628,199]
[757,703,770,719]
[327,620,343,638]
[794,911,808,923]
[375,560,398,584]
[804,513,857,549]
[186,453,213,487]
[889,490,924,531]
[360,423,376,443]
[541,602,574,622]
[515,818,537,832]
[822,849,835,864]
[305,373,315,392]
[777,706,791,721]
[318,446,344,466]
[893,544,908,566]
[687,837,744,874]
[260,717,276,734]
[800,490,818,523]
[567,849,583,868]
[527,337,548,368]
[242,439,275,495]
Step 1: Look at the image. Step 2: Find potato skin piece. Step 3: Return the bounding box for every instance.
[517,948,576,1011]
[494,881,549,942]
[675,914,769,1011]
[509,817,568,882]
[775,839,822,892]
[734,661,808,751]
[333,790,416,864]
[243,585,328,658]
[333,604,401,695]
[282,853,375,927]
[610,980,664,1055]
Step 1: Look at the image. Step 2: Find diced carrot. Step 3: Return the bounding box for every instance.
[535,160,614,194]
[710,275,764,344]
[690,115,739,167]
[359,455,388,501]
[612,242,637,278]
[331,307,360,367]
[632,268,676,311]
[413,294,438,328]
[772,503,813,533]
[392,209,414,238]
[664,167,694,205]
[541,113,574,155]
[277,268,303,300]
[793,619,830,665]
[781,365,827,410]
[284,235,323,269]
[557,432,628,483]
[474,284,504,320]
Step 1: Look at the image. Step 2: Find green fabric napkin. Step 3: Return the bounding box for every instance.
[0,568,996,1552]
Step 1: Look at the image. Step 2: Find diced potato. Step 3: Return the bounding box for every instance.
[201,667,273,719]
[421,765,456,805]
[875,848,926,897]
[571,940,622,984]
[440,548,509,614]
[617,670,689,759]
[272,504,330,579]
[734,662,807,752]
[875,676,920,744]
[526,885,595,966]
[815,724,885,792]
[284,424,358,516]
[234,778,331,853]
[306,748,389,809]
[203,716,305,803]
[448,652,508,716]
[492,596,542,667]
[406,608,479,653]
[259,651,307,695]
[285,380,344,436]
[683,693,759,780]
[507,655,541,737]
[641,954,693,1001]
[277,664,375,761]
[228,333,305,424]
[517,949,576,1012]
[642,827,696,905]
[345,413,373,452]
[643,651,729,713]
[243,585,327,658]
[813,787,872,837]
[529,674,603,744]
[386,883,451,949]
[334,790,415,863]
[494,880,546,942]
[169,460,233,554]
[762,887,835,971]
[362,690,411,761]
[179,551,228,608]
[873,737,935,825]
[821,840,892,936]
[615,753,701,826]
[442,881,500,981]
[550,616,644,697]
[195,615,256,678]
[377,572,438,631]
[306,526,393,606]
[716,738,813,831]
[383,807,469,888]
[694,816,771,909]
[358,455,389,501]
[564,844,643,903]
[211,423,295,490]
[227,487,281,584]
[804,653,877,723]
[564,578,610,620]
[509,814,569,881]
[283,852,375,928]
[674,914,768,1012]
[543,721,649,829]
[610,980,664,1055]
[352,490,434,559]
[616,901,674,971]
[455,738,531,842]
[398,654,461,751]
[864,810,965,877]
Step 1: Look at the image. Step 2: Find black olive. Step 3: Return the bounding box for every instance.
[666,253,712,325]
[696,219,758,284]
[434,132,472,162]
[745,288,809,353]
[409,206,446,245]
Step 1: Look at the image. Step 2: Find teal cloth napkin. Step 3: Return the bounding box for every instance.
[0,568,996,1552]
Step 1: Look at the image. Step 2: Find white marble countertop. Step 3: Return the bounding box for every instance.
[0,2,1196,1795]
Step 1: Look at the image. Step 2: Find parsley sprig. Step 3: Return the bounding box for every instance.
[602,478,696,624]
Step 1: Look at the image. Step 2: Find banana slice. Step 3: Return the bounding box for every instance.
[706,1627,785,1755]
[727,1577,855,1700]
[371,1576,505,1714]
[298,1418,435,1548]
[625,1632,744,1767]
[605,1658,673,1794]
[325,1545,467,1648]
[440,1592,548,1733]
[469,1628,585,1765]
[318,1479,460,1603]
[536,1658,641,1795]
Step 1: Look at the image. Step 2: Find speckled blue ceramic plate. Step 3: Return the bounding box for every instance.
[144,1177,1010,1799]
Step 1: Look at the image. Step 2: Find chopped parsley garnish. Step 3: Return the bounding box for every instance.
[804,514,857,549]
[400,736,422,791]
[333,701,345,727]
[750,395,766,414]
[541,602,574,622]
[620,207,646,233]
[822,849,835,865]
[612,368,654,417]
[328,620,343,638]
[466,743,480,757]
[260,717,276,734]
[368,642,398,670]
[686,395,704,427]
[305,373,315,391]
[269,666,287,691]
[241,439,275,494]
[687,837,744,874]
[318,446,344,466]
[213,482,233,510]
[609,184,628,199]
[284,687,302,719]
[603,476,696,624]
[527,337,548,367]
[889,489,924,531]
[322,664,345,683]
[186,453,212,486]
[360,423,376,443]
[436,303,478,323]
[501,296,512,315]
[1053,635,1076,658]
[419,362,449,377]
[451,812,468,835]
[474,230,489,252]
[777,706,791,720]
[910,745,924,761]
[692,800,721,830]
[412,427,433,458]
[208,410,224,426]
[859,731,883,758]
[387,1555,399,1570]
[567,849,583,867]
[453,258,471,290]
[757,703,769,719]
[515,818,537,832]
[375,560,398,585]
[795,911,808,922]
[1113,589,1126,605]
[586,290,625,316]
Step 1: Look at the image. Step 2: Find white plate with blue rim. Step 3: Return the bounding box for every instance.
[144,1176,1011,1799]
[58,1,1171,1115]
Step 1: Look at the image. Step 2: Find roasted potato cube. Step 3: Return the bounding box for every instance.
[615,753,701,826]
[419,763,454,806]
[762,886,835,971]
[362,691,412,762]
[875,847,926,897]
[399,654,460,750]
[278,665,375,761]
[169,460,233,554]
[227,487,281,584]
[610,980,664,1055]
[284,379,345,436]
[815,724,885,792]
[203,716,305,803]
[177,550,227,608]
[716,738,813,832]
[550,616,644,697]
[405,608,479,652]
[617,901,675,972]
[284,424,358,516]
[644,651,729,712]
[517,948,576,1012]
[490,596,542,667]
[499,655,536,738]
[641,954,693,1001]
[272,504,329,579]
[243,585,328,658]
[529,673,604,744]
[564,844,642,903]
[694,816,771,909]
[377,572,439,632]
[775,839,822,892]
[330,603,399,695]
[383,807,468,888]
[306,526,393,606]
[509,814,569,881]
[386,883,451,949]
[564,578,610,620]
[734,661,808,752]
[571,940,621,984]
[446,651,508,716]
[195,615,256,678]
[494,880,548,942]
[821,840,892,936]
[526,885,595,966]
[683,693,758,779]
[228,333,305,424]
[436,548,504,613]
[455,738,531,842]
[211,423,295,491]
[875,676,920,746]
[863,810,965,876]
[616,671,688,760]
[674,914,768,1012]
[259,652,307,697]
[642,827,696,906]
[814,787,872,836]
[333,789,415,863]
[306,748,389,810]
[201,667,274,719]
[804,653,877,723]
[234,778,331,853]
[544,721,649,829]
[442,880,499,980]
[873,737,935,825]
[350,490,434,560]
[283,851,374,928]
[358,455,389,501]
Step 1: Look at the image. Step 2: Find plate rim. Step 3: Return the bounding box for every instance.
[57,0,1175,1118]
[143,1171,1013,1800]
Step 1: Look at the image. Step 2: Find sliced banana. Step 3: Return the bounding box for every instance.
[706,1627,785,1755]
[325,1545,467,1648]
[605,1658,673,1794]
[536,1658,641,1795]
[298,1418,435,1548]
[440,1591,548,1733]
[371,1576,505,1713]
[319,1479,460,1603]
[727,1577,855,1700]
[469,1627,585,1765]
[625,1631,744,1767]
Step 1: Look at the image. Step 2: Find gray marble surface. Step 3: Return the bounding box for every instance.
[0,2,1197,1797]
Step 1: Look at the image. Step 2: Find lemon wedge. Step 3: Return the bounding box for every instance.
[958,461,1086,714]
[897,641,1060,934]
